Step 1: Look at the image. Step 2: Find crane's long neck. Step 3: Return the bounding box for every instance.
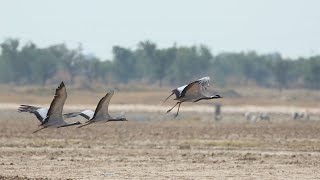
[194,95,222,102]
[59,122,81,128]
[108,119,121,122]
[210,95,222,99]
[108,117,126,121]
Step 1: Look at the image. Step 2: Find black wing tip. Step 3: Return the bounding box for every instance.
[19,104,32,108]
[79,113,91,120]
[17,107,25,111]
[56,81,65,90]
[108,90,115,94]
[19,104,30,108]
[59,81,65,88]
[56,81,67,95]
[17,105,34,112]
[105,91,115,98]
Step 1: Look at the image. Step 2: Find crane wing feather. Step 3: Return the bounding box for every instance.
[92,91,114,119]
[42,82,67,124]
[18,105,48,122]
[180,81,201,98]
[62,110,94,120]
[180,77,212,101]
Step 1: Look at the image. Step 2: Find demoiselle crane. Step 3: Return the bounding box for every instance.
[164,77,222,117]
[292,111,310,120]
[70,91,127,128]
[22,82,81,133]
[259,112,270,121]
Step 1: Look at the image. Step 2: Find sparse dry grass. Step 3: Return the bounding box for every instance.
[0,84,319,107]
[0,84,320,179]
[1,112,320,179]
[180,139,263,149]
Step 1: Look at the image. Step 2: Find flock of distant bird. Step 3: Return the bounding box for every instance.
[243,111,311,122]
[18,76,222,133]
[244,112,270,122]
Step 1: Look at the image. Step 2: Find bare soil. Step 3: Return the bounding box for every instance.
[0,86,319,179]
[0,108,320,179]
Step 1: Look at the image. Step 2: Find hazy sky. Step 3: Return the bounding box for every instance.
[0,0,319,59]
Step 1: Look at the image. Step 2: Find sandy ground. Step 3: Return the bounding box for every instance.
[0,108,320,179]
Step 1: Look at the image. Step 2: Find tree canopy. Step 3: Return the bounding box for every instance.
[0,38,319,89]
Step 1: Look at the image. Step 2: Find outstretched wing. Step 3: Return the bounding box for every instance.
[92,91,114,119]
[180,81,201,98]
[42,82,67,124]
[179,77,212,101]
[63,110,94,120]
[197,76,210,89]
[18,105,41,112]
[18,105,48,122]
[62,112,80,119]
[79,110,95,120]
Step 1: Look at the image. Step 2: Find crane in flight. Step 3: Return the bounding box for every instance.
[19,82,81,133]
[164,77,222,117]
[63,91,127,128]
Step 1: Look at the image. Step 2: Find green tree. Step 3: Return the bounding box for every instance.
[19,43,38,84]
[155,47,176,87]
[135,41,157,81]
[47,44,80,83]
[273,58,290,92]
[112,46,136,83]
[169,46,211,84]
[32,48,58,85]
[304,56,320,89]
[0,38,20,83]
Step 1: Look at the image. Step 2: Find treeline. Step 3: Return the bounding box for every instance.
[0,38,320,89]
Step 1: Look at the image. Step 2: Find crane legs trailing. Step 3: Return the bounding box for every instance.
[166,102,182,118]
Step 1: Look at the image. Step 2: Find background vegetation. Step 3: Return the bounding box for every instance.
[1,38,319,90]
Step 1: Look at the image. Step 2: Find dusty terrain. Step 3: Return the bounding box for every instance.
[0,109,320,179]
[0,87,320,179]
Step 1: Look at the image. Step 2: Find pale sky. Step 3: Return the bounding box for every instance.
[0,0,319,59]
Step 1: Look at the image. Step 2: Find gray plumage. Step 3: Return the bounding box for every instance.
[32,82,81,133]
[61,110,94,120]
[18,105,48,122]
[165,77,222,117]
[77,91,127,128]
[18,105,82,122]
